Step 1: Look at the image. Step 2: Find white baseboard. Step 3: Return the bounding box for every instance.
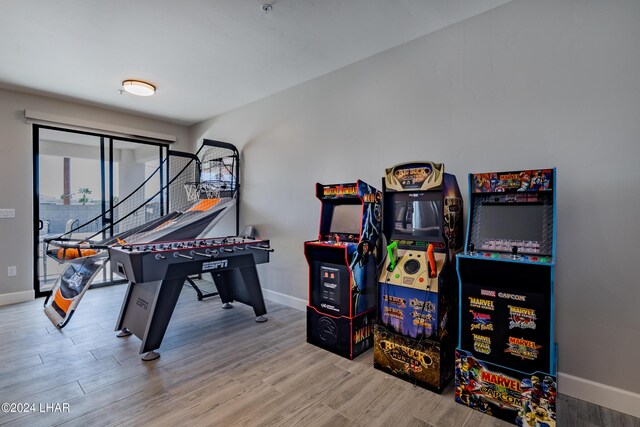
[0,290,34,307]
[559,372,640,418]
[262,288,306,311]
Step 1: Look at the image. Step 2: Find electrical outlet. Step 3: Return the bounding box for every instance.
[0,209,15,218]
[7,266,17,277]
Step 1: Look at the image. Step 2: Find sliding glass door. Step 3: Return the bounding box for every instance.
[33,125,168,297]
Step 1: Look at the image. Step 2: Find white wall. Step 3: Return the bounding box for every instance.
[0,87,191,302]
[193,0,640,412]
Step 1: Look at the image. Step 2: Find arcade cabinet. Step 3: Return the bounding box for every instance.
[305,181,382,359]
[455,169,557,426]
[374,162,463,392]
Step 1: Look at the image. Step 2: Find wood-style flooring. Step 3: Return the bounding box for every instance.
[0,283,637,427]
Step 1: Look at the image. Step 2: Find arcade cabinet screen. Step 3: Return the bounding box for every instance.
[330,204,362,235]
[392,193,442,240]
[479,204,544,244]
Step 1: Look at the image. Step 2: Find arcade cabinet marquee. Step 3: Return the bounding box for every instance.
[305,181,382,360]
[455,169,557,426]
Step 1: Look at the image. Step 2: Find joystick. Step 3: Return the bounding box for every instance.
[427,244,437,278]
[468,243,476,255]
[511,245,520,260]
[404,259,420,275]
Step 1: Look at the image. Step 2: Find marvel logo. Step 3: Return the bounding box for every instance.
[480,289,496,297]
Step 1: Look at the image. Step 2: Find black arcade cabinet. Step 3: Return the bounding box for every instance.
[374,162,463,392]
[305,181,382,359]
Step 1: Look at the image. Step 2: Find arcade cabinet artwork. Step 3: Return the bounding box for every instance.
[455,169,557,426]
[374,162,463,392]
[305,181,382,359]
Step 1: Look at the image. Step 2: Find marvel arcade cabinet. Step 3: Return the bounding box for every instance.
[455,169,557,426]
[374,162,463,392]
[305,181,382,359]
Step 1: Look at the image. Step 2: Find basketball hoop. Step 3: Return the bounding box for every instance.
[184,183,200,202]
[199,181,221,199]
[184,181,222,202]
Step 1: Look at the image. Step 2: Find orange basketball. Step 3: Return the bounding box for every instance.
[57,248,97,260]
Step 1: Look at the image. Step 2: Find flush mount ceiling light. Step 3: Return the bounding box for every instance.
[122,79,156,96]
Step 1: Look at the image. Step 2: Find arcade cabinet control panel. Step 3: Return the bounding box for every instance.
[465,244,552,264]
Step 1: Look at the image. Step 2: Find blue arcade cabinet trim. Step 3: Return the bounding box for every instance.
[455,168,557,426]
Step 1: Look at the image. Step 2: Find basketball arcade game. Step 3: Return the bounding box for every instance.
[455,169,557,426]
[305,181,382,359]
[374,162,463,392]
[107,141,275,361]
[43,143,209,328]
[43,140,275,361]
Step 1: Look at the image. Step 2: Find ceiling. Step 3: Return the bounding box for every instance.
[0,0,511,126]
